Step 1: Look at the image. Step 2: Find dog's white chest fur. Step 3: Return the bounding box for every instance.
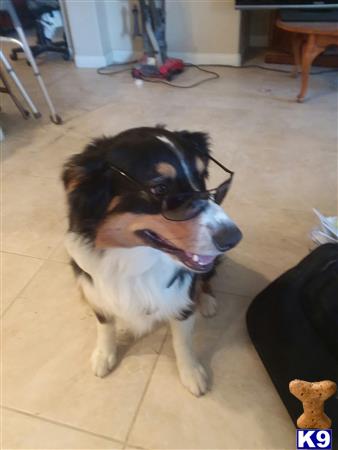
[65,233,193,335]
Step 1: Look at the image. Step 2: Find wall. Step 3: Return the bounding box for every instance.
[65,0,243,68]
[65,0,108,67]
[166,1,242,65]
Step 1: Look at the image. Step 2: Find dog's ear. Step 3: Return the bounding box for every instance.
[174,131,210,158]
[62,157,85,193]
[62,145,115,238]
[62,144,107,193]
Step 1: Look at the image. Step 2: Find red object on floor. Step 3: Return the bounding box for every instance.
[132,58,184,81]
[159,58,184,78]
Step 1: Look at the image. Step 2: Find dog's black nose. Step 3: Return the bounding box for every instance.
[212,223,242,252]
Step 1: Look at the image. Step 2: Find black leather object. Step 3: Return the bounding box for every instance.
[246,243,338,448]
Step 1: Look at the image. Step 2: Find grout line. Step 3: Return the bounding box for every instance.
[1,248,69,265]
[124,444,148,450]
[1,250,45,262]
[1,256,55,318]
[123,328,169,450]
[2,405,124,447]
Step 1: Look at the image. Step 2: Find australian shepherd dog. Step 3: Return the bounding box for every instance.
[62,126,242,396]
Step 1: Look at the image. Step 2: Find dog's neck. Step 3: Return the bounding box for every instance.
[65,232,189,281]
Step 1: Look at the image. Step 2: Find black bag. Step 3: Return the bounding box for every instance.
[247,243,338,448]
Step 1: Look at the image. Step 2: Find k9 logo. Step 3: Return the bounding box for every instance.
[297,429,332,449]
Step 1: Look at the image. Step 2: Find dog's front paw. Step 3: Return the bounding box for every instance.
[91,348,116,378]
[179,361,208,397]
[199,293,217,318]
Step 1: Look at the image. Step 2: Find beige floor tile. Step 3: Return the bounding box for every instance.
[212,242,300,298]
[0,83,85,132]
[2,407,122,449]
[64,100,169,139]
[3,261,167,442]
[225,202,315,252]
[0,110,64,149]
[1,55,336,450]
[44,67,129,114]
[231,142,337,213]
[48,240,70,263]
[2,131,88,179]
[227,88,338,148]
[128,294,295,449]
[1,252,43,313]
[211,205,315,296]
[65,97,247,169]
[2,174,67,259]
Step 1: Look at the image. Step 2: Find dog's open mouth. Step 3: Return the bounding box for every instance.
[136,229,216,273]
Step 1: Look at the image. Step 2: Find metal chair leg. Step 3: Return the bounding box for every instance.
[0,67,30,119]
[0,47,41,118]
[3,0,62,124]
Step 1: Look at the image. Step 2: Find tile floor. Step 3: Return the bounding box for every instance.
[1,53,337,449]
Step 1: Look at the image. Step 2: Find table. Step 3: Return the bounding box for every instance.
[277,20,338,102]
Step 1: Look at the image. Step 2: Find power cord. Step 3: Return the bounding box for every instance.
[137,64,220,88]
[97,60,138,75]
[97,60,338,88]
[199,63,338,76]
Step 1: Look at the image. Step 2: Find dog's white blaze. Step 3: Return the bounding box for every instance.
[202,201,233,226]
[157,135,199,190]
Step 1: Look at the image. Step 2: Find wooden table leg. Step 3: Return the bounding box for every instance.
[291,33,302,78]
[297,34,324,102]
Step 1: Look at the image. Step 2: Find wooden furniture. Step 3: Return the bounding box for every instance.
[276,20,338,102]
[266,13,338,68]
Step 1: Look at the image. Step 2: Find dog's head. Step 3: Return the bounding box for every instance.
[62,126,242,273]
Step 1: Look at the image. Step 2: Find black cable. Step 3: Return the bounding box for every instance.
[97,60,138,75]
[137,64,220,88]
[96,59,338,88]
[195,62,338,76]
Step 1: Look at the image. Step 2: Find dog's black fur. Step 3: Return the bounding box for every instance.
[62,127,210,241]
[63,127,219,322]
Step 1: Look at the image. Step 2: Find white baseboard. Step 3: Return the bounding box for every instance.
[75,50,242,68]
[169,52,242,67]
[74,50,142,68]
[74,54,108,68]
[110,50,143,63]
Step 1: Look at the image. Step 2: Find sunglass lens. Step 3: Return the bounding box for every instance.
[214,179,232,204]
[163,193,207,221]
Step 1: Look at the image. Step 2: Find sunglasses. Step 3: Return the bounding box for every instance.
[110,155,234,221]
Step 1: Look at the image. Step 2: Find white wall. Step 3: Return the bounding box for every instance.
[65,0,108,67]
[166,1,242,65]
[65,0,243,68]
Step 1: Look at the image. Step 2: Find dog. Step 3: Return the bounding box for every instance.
[62,126,242,396]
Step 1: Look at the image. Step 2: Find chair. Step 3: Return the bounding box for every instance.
[0,36,41,118]
[10,0,69,62]
[0,0,62,123]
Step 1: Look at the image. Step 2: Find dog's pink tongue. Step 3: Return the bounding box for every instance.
[185,253,215,266]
